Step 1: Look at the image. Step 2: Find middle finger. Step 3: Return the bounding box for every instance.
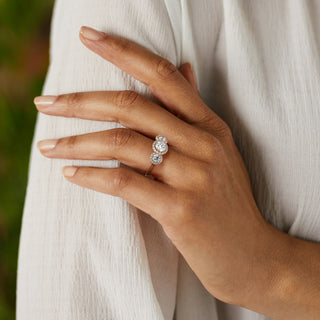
[34,90,200,157]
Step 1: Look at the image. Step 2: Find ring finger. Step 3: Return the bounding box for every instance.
[37,127,196,186]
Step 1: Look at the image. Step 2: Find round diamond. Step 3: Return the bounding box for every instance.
[152,140,168,155]
[156,135,167,144]
[150,153,162,165]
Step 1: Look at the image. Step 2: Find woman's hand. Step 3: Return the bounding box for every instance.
[34,26,293,314]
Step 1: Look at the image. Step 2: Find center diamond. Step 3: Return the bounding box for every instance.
[153,140,168,155]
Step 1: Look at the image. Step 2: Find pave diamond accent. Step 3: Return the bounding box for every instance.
[150,152,163,165]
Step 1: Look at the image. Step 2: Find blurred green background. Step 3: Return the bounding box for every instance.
[0,0,54,318]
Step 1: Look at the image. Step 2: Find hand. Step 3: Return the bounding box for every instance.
[34,26,288,310]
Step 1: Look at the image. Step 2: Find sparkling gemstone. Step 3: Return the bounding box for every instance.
[156,135,167,144]
[153,140,168,155]
[150,153,162,165]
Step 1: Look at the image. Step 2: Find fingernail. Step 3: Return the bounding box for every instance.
[187,62,198,91]
[80,26,105,41]
[37,139,58,151]
[188,63,196,81]
[34,96,57,110]
[63,166,78,177]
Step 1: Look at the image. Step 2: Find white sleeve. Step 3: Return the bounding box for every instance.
[16,1,181,319]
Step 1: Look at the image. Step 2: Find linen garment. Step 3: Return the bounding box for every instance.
[17,0,320,319]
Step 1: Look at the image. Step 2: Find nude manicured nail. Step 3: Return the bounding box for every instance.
[37,139,58,151]
[80,26,105,41]
[34,96,57,110]
[63,166,78,177]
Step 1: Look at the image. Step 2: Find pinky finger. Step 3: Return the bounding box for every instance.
[62,165,176,223]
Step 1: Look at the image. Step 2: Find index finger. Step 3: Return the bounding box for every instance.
[79,26,221,129]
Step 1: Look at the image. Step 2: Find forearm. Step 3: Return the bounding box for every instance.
[243,223,320,319]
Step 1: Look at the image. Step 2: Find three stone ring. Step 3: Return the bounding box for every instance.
[144,135,168,177]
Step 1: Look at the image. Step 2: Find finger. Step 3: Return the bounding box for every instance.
[62,165,177,225]
[34,91,200,156]
[37,128,198,187]
[179,62,199,94]
[79,26,222,130]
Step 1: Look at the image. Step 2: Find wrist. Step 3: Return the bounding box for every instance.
[237,223,290,306]
[241,223,320,319]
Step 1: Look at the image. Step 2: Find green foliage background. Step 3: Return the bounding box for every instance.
[0,0,54,318]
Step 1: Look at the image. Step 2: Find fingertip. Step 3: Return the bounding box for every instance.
[79,26,87,43]
[79,25,105,41]
[63,166,78,178]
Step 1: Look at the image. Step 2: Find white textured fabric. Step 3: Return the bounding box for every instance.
[17,0,320,319]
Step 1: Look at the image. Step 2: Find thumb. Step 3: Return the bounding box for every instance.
[179,62,199,94]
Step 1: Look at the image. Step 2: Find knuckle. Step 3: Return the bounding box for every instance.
[59,92,84,117]
[196,110,215,127]
[203,133,224,160]
[174,192,199,224]
[116,38,131,53]
[196,112,232,139]
[110,128,134,149]
[65,92,83,107]
[111,168,131,193]
[155,58,178,80]
[222,123,233,139]
[65,135,78,150]
[213,119,233,139]
[193,161,212,188]
[114,90,139,108]
[109,36,131,53]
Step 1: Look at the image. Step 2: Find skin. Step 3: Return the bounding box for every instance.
[34,26,320,319]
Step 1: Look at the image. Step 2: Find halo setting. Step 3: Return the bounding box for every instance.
[145,135,168,177]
